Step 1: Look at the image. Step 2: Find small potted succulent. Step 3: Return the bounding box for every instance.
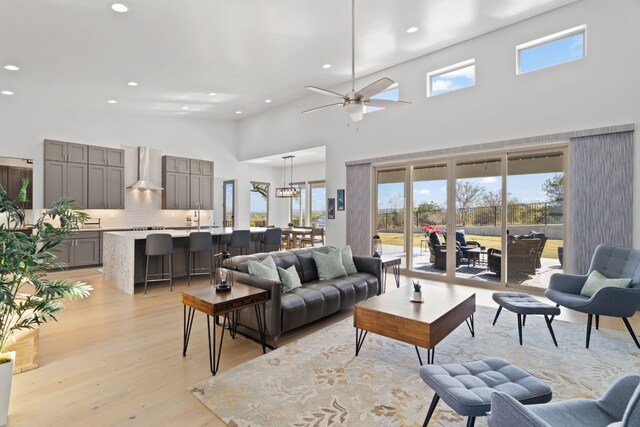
[412,280,422,301]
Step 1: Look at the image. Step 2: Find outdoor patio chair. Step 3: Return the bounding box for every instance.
[428,232,461,270]
[520,231,548,269]
[545,244,640,349]
[487,236,542,277]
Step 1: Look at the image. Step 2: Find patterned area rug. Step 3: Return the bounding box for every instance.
[189,305,640,426]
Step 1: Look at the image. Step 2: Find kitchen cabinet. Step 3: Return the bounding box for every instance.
[88,165,125,209]
[190,159,213,176]
[44,140,124,209]
[163,172,190,209]
[54,232,101,267]
[164,156,190,174]
[190,174,213,209]
[44,140,87,163]
[88,146,125,167]
[44,161,88,208]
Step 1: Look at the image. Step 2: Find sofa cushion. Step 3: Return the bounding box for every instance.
[580,270,631,297]
[281,287,326,332]
[314,249,347,281]
[247,256,279,282]
[341,246,358,275]
[278,265,302,293]
[303,283,341,316]
[292,246,331,282]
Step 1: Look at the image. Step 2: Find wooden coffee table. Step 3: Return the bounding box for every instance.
[182,283,268,375]
[353,284,475,364]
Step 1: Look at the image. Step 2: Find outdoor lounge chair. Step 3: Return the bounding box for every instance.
[487,235,542,277]
[428,232,461,270]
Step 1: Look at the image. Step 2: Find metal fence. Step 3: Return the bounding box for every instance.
[378,202,563,230]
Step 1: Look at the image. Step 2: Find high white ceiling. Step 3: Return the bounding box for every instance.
[0,0,577,120]
[245,146,326,166]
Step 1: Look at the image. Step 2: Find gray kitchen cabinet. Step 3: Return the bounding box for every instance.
[53,232,100,267]
[190,174,213,209]
[44,140,87,163]
[45,160,88,208]
[89,146,125,167]
[163,172,189,209]
[164,156,190,174]
[190,159,214,176]
[88,165,125,209]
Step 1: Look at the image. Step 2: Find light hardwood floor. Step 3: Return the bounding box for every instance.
[9,268,640,426]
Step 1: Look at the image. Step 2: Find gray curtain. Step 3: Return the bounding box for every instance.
[567,131,634,274]
[346,163,372,256]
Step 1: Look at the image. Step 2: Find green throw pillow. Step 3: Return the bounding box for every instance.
[341,246,358,275]
[247,256,280,282]
[580,270,632,297]
[278,265,302,293]
[314,249,347,281]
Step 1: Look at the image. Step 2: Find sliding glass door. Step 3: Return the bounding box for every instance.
[506,151,565,289]
[411,164,448,275]
[376,168,406,267]
[372,145,566,289]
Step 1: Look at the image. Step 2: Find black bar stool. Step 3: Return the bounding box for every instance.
[261,228,282,252]
[228,230,251,255]
[188,232,213,285]
[144,233,174,294]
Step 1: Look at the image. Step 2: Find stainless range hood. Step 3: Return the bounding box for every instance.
[126,147,163,191]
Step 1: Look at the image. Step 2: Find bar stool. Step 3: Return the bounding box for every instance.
[228,230,251,255]
[261,228,282,252]
[144,233,174,294]
[188,232,213,285]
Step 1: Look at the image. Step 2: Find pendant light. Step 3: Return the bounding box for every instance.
[276,155,300,198]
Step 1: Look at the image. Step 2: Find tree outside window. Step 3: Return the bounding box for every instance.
[250,182,269,227]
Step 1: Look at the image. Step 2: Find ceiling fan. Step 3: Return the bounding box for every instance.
[302,0,411,122]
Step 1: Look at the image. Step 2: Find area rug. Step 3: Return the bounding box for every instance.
[189,306,640,426]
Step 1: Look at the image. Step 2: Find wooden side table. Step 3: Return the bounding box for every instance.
[182,284,268,375]
[380,255,402,293]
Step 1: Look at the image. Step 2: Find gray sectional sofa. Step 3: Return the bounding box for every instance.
[224,246,382,347]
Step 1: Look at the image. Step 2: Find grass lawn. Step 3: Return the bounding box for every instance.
[378,232,562,260]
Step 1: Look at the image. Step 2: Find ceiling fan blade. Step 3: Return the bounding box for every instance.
[305,86,347,99]
[365,99,412,109]
[301,102,344,114]
[355,77,395,99]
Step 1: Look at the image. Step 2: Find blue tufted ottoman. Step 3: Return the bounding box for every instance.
[420,357,552,427]
[492,292,561,346]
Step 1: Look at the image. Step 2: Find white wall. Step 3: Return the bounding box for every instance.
[237,0,640,247]
[0,105,281,228]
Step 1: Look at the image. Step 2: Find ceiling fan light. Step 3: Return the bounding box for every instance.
[346,102,364,122]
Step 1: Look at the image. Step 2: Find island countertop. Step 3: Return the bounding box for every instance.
[102,227,269,295]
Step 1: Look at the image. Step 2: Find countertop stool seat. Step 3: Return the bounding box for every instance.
[228,230,251,256]
[188,232,213,285]
[420,357,552,427]
[144,233,174,294]
[492,292,561,347]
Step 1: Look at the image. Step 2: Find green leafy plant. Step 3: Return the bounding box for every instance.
[412,280,421,292]
[0,179,92,362]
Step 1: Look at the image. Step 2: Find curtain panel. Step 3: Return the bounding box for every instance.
[346,163,372,256]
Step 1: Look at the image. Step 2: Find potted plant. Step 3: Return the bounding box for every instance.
[412,280,422,301]
[0,179,92,426]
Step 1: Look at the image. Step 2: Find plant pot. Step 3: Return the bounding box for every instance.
[0,352,15,427]
[413,291,422,301]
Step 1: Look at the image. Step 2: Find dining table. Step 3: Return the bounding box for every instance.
[281,227,313,248]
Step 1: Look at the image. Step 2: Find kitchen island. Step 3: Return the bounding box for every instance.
[103,227,267,295]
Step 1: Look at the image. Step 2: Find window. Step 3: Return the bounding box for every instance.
[427,59,475,97]
[290,182,306,226]
[517,25,586,74]
[309,181,326,227]
[249,182,269,227]
[364,83,399,114]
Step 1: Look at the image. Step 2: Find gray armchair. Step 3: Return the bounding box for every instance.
[487,374,640,427]
[545,244,640,348]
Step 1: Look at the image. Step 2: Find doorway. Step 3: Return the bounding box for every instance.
[223,180,235,228]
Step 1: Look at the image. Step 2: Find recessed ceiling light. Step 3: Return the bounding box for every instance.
[1,90,14,96]
[265,99,272,103]
[322,64,332,69]
[235,111,242,114]
[208,92,216,96]
[127,81,138,87]
[107,99,117,104]
[182,107,189,110]
[111,3,128,13]
[4,65,19,71]
[406,27,419,33]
